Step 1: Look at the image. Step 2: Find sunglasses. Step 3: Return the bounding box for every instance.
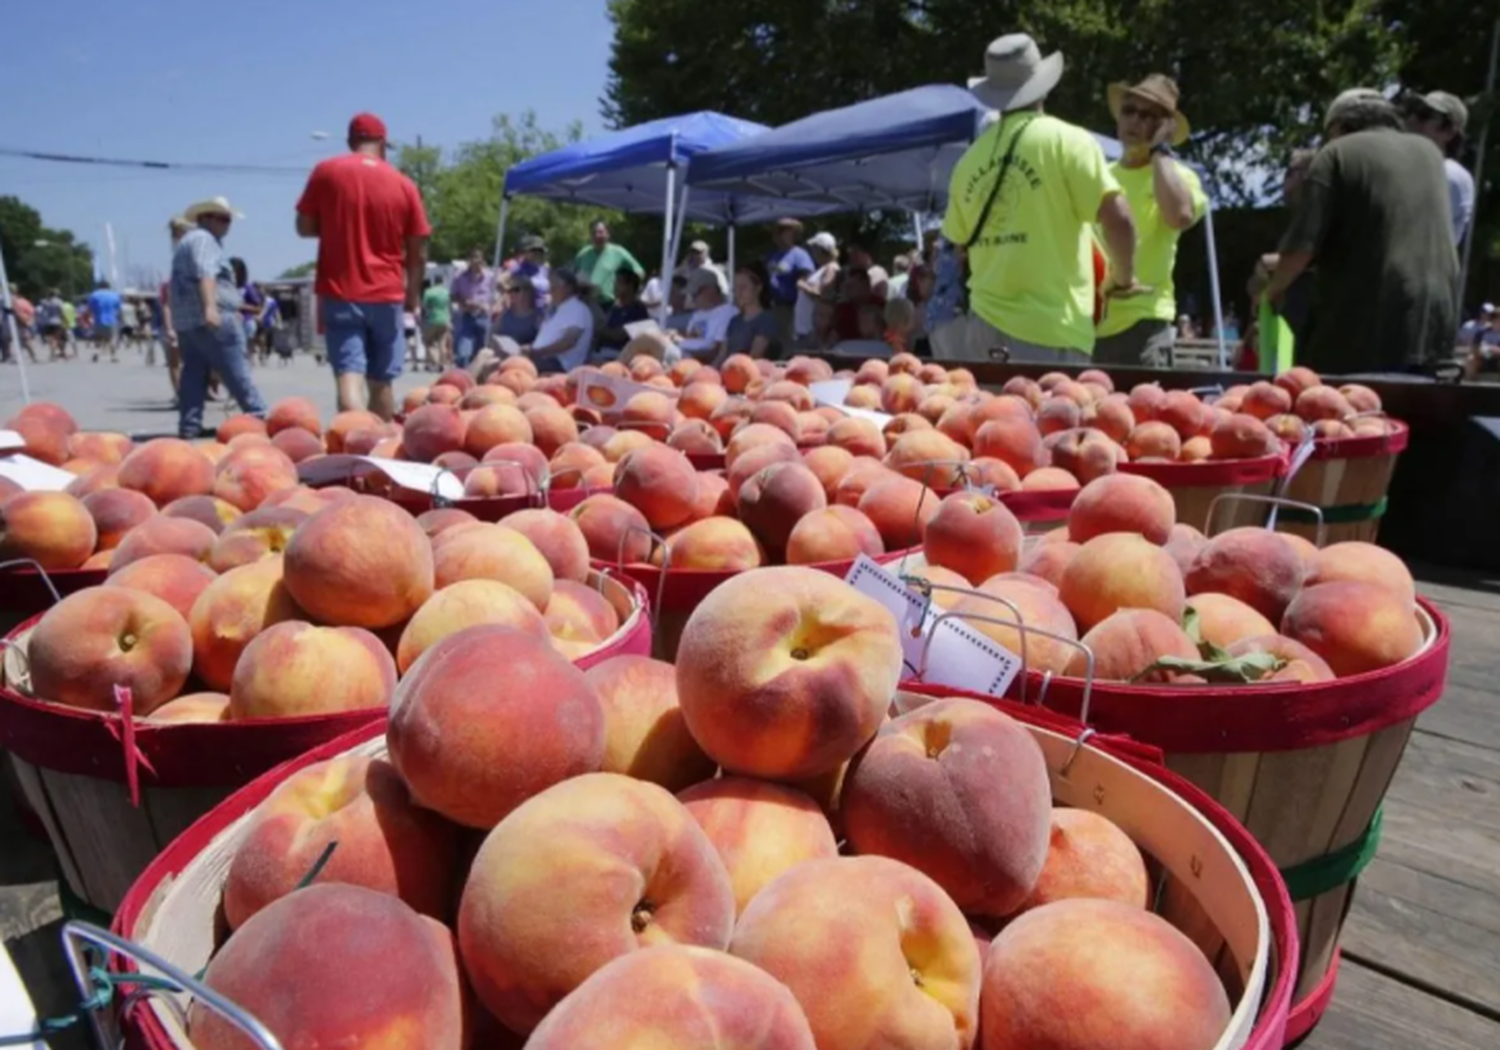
[1120,103,1167,120]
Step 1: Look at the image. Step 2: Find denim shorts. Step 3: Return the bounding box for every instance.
[322,299,405,381]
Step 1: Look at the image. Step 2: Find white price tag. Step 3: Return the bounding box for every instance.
[0,453,77,492]
[576,368,680,420]
[296,456,466,501]
[0,430,25,453]
[809,378,853,406]
[844,554,1022,698]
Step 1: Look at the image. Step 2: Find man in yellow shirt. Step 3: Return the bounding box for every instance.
[1095,75,1208,366]
[942,33,1140,363]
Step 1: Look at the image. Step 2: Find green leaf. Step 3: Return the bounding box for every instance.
[1131,650,1287,684]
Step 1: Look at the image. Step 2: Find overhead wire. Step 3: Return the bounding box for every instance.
[0,145,309,176]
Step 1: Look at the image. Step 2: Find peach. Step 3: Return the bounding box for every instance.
[1279,530,1319,572]
[1241,381,1293,420]
[684,470,734,523]
[1068,473,1175,546]
[225,432,272,452]
[854,359,890,385]
[1281,580,1423,675]
[396,403,465,463]
[432,523,554,609]
[679,381,728,421]
[601,427,656,463]
[980,898,1231,1050]
[527,944,817,1050]
[1306,541,1415,606]
[212,444,299,512]
[1158,389,1208,440]
[923,491,1023,585]
[1069,608,1201,682]
[749,399,802,440]
[1187,592,1277,649]
[67,431,133,465]
[188,556,303,690]
[9,402,76,436]
[726,440,800,498]
[27,588,191,714]
[1124,420,1181,460]
[1295,385,1354,422]
[1035,397,1081,435]
[570,493,652,562]
[458,773,734,1033]
[731,855,981,1050]
[1179,435,1213,461]
[415,507,478,539]
[845,699,1050,916]
[679,777,837,914]
[880,374,924,415]
[967,456,1023,492]
[1045,427,1121,483]
[105,553,217,620]
[676,567,902,779]
[614,445,700,530]
[884,430,970,488]
[493,508,586,583]
[460,461,536,499]
[739,462,827,554]
[707,397,752,440]
[955,574,1078,673]
[1088,397,1136,444]
[919,394,958,425]
[401,387,430,414]
[547,441,608,489]
[833,457,894,507]
[1018,540,1080,589]
[270,427,324,464]
[1016,808,1149,913]
[666,418,723,455]
[146,691,230,724]
[430,450,478,475]
[1339,383,1382,413]
[785,505,884,565]
[1163,522,1207,577]
[189,885,466,1050]
[220,756,456,924]
[659,516,763,571]
[0,491,97,569]
[229,620,395,718]
[973,417,1047,477]
[460,384,517,410]
[585,655,716,790]
[618,391,675,442]
[1225,633,1337,683]
[8,416,69,465]
[1126,383,1167,422]
[1311,418,1355,439]
[1185,527,1306,622]
[1275,365,1322,397]
[844,385,881,410]
[825,416,886,458]
[344,423,399,455]
[1210,413,1279,459]
[858,476,940,551]
[283,495,434,628]
[266,396,322,437]
[110,515,216,570]
[117,438,215,507]
[390,626,605,827]
[204,507,306,572]
[544,578,621,650]
[882,412,934,444]
[1059,533,1186,631]
[65,464,121,498]
[325,410,384,453]
[523,402,578,457]
[724,421,793,466]
[398,579,549,672]
[801,445,856,502]
[1021,466,1080,491]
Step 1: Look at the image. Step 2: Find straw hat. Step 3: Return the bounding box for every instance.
[967,34,1065,113]
[1107,75,1191,145]
[183,196,244,222]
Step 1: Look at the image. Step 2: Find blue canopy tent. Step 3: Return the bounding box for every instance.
[685,85,1227,364]
[494,111,833,287]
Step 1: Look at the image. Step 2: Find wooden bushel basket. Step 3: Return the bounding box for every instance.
[1120,452,1289,535]
[0,570,652,916]
[1276,421,1408,546]
[110,692,1295,1050]
[910,595,1448,1044]
[0,559,107,634]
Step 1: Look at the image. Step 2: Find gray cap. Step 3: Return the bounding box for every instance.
[1324,88,1387,129]
[1416,90,1469,133]
[517,234,547,253]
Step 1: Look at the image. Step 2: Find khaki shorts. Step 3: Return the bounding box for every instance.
[958,313,1092,364]
[423,323,450,344]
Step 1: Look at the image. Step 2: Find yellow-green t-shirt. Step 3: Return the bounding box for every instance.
[942,113,1121,354]
[1096,159,1207,337]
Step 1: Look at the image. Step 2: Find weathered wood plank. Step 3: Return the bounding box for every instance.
[1412,682,1500,754]
[1295,958,1500,1050]
[1384,729,1500,835]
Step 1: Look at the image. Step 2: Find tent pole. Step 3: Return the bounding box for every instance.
[0,236,32,403]
[492,195,510,272]
[670,186,691,275]
[911,211,924,251]
[728,225,737,276]
[1203,201,1227,369]
[660,165,677,304]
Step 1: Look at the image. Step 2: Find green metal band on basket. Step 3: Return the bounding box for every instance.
[54,863,115,928]
[1278,807,1383,901]
[1276,495,1388,525]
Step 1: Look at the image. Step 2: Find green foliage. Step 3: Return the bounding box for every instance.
[278,261,317,279]
[0,196,95,298]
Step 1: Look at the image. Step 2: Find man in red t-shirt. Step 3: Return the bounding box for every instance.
[296,112,430,419]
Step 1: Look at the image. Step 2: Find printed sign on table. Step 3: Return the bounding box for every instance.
[296,455,467,501]
[0,452,77,493]
[809,379,895,429]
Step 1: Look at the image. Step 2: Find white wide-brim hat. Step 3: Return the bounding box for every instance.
[183,196,245,222]
[967,34,1065,114]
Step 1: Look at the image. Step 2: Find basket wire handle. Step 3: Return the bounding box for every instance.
[60,921,286,1050]
[426,465,462,510]
[617,524,672,634]
[0,558,62,605]
[893,462,961,577]
[900,576,1029,705]
[1205,492,1325,546]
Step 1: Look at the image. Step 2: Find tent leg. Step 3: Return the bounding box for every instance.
[492,196,511,272]
[911,211,924,251]
[660,166,677,304]
[728,225,737,277]
[669,186,691,281]
[1203,202,1227,370]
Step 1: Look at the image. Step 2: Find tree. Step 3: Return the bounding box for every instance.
[0,196,95,298]
[278,261,317,279]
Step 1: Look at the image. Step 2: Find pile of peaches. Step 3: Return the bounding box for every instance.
[184,565,1238,1050]
[0,403,637,723]
[909,468,1425,685]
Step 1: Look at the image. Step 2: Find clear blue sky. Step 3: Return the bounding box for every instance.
[0,0,615,285]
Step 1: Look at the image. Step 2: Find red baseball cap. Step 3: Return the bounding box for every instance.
[348,112,388,142]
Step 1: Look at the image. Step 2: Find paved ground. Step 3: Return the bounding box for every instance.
[1,346,433,437]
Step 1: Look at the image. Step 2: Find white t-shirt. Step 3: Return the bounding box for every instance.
[794,262,839,338]
[534,295,595,371]
[1447,158,1475,246]
[679,302,738,356]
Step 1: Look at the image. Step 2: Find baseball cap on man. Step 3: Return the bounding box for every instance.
[349,112,389,142]
[689,240,710,254]
[1323,88,1387,129]
[807,232,837,253]
[518,234,547,253]
[1415,90,1469,133]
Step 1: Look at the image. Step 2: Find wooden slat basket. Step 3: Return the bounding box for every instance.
[1276,421,1408,547]
[1120,452,1289,536]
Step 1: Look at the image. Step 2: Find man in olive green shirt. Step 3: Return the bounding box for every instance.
[573,220,644,309]
[421,277,451,369]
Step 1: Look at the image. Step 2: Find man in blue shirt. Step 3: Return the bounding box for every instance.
[766,217,814,349]
[86,280,123,362]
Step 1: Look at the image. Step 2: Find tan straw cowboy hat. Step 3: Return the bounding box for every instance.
[967,34,1065,113]
[183,196,245,221]
[1108,75,1191,145]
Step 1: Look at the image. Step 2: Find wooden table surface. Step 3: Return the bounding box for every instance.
[3,570,1498,1049]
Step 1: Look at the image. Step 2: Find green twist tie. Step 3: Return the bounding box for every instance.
[1278,807,1384,901]
[1277,496,1388,525]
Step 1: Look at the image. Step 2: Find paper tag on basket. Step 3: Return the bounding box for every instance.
[576,368,680,420]
[0,453,77,492]
[1283,437,1318,484]
[810,379,896,428]
[295,456,466,501]
[0,429,25,453]
[843,555,1021,697]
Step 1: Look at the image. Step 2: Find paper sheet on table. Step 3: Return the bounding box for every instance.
[0,453,78,492]
[809,379,895,428]
[575,368,680,418]
[493,336,522,358]
[0,430,24,453]
[296,456,466,501]
[624,319,667,340]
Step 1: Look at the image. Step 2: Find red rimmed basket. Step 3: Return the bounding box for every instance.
[1276,421,1409,546]
[998,487,1077,532]
[908,596,1447,1043]
[0,564,107,630]
[110,689,1294,1050]
[0,570,652,916]
[1120,452,1289,534]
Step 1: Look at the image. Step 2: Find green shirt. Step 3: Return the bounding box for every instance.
[1279,128,1458,373]
[422,285,451,326]
[943,113,1120,354]
[1096,159,1207,337]
[573,242,644,305]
